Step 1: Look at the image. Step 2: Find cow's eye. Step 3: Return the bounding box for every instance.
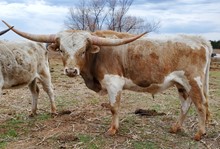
[58,49,64,53]
[81,51,85,57]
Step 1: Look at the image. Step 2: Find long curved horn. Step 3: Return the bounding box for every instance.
[90,31,147,46]
[0,26,14,36]
[2,20,55,43]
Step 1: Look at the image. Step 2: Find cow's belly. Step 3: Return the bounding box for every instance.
[101,71,190,95]
[123,78,165,94]
[125,70,190,94]
[3,75,36,89]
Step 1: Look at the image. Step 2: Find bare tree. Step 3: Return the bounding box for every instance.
[64,0,89,30]
[106,0,117,30]
[64,0,160,33]
[115,0,133,32]
[87,0,107,31]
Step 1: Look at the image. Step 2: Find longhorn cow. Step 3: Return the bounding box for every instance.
[2,21,213,141]
[0,40,56,116]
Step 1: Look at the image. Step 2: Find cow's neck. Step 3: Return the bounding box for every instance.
[80,53,102,92]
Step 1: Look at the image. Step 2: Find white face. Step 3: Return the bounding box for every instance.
[57,31,90,77]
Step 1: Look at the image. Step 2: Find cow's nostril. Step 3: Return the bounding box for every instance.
[73,69,77,74]
[65,69,68,74]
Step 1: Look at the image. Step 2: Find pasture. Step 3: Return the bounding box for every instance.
[0,51,220,149]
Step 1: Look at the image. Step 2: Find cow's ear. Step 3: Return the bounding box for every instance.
[47,38,60,51]
[90,45,100,53]
[86,37,100,53]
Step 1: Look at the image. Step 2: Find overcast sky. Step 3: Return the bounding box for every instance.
[0,0,219,41]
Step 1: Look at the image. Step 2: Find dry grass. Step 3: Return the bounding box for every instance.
[0,53,220,149]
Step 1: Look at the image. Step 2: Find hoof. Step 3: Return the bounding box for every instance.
[51,112,58,117]
[205,116,212,125]
[194,132,206,141]
[105,128,117,136]
[170,125,181,133]
[194,134,201,141]
[29,112,37,118]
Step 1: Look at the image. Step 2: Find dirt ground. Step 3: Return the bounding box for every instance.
[213,49,220,54]
[0,51,220,149]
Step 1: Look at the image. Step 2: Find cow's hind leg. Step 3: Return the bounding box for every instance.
[39,70,56,115]
[204,92,210,124]
[170,86,191,133]
[28,78,39,117]
[189,78,206,141]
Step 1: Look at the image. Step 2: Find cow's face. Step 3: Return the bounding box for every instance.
[48,31,100,77]
[49,30,144,78]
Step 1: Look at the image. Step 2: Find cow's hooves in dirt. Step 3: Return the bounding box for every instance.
[29,113,37,118]
[105,128,117,137]
[193,132,206,141]
[51,112,59,117]
[169,126,181,133]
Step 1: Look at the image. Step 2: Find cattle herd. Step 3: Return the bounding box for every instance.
[0,20,214,141]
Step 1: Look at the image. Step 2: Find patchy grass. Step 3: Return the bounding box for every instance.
[0,57,220,149]
[132,141,158,149]
[0,115,24,148]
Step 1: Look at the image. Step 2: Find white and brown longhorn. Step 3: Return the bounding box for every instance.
[2,20,213,141]
[0,40,56,116]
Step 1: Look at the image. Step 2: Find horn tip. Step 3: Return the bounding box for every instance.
[142,31,148,35]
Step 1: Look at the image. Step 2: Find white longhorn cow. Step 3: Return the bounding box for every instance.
[0,40,56,116]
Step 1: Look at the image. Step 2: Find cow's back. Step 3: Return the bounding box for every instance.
[97,35,212,86]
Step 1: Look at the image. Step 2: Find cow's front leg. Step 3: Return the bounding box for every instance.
[102,75,124,136]
[106,91,121,135]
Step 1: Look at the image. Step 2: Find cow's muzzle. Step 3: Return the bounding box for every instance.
[65,68,80,77]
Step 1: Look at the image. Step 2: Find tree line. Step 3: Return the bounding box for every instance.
[64,0,160,33]
[210,40,220,49]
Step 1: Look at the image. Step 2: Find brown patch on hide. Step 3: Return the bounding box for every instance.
[191,47,206,65]
[15,52,24,65]
[150,52,159,60]
[28,50,33,55]
[94,46,124,77]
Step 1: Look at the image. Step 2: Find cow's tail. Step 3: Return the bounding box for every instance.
[203,40,213,122]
